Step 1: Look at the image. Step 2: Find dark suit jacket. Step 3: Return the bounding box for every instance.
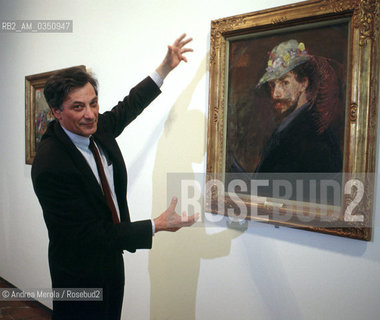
[31,77,161,319]
[254,101,342,174]
[252,101,342,203]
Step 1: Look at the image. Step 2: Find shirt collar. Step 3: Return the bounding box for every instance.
[60,125,91,150]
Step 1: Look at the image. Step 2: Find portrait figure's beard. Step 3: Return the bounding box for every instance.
[272,98,298,122]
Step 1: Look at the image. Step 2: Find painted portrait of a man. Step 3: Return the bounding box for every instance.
[225,21,348,177]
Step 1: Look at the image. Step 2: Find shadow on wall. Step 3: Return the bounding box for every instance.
[148,56,245,320]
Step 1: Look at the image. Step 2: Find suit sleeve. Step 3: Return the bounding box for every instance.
[98,76,161,138]
[33,168,152,254]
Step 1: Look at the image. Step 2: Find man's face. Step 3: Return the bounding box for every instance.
[52,82,99,137]
[268,71,308,116]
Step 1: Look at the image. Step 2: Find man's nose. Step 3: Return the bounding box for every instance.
[83,105,95,119]
[272,84,282,99]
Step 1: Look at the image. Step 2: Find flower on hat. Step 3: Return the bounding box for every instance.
[298,42,305,52]
[283,53,290,64]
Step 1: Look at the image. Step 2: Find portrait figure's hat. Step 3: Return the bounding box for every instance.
[257,39,310,87]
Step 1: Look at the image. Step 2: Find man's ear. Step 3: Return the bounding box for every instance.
[51,107,62,120]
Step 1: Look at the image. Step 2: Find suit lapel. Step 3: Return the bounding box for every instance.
[93,132,129,222]
[52,121,129,222]
[53,122,107,205]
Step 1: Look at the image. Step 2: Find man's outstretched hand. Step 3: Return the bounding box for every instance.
[156,33,193,80]
[154,197,199,233]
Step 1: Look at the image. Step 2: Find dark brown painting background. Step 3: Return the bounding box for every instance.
[225,20,349,173]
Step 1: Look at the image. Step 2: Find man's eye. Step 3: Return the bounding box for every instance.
[73,105,83,110]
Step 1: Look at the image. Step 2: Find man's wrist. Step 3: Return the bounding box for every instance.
[150,70,164,88]
[155,64,171,82]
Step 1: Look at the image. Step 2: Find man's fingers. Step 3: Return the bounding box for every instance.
[168,197,178,211]
[174,33,187,45]
[174,34,193,48]
[189,213,199,224]
[168,46,193,55]
[181,48,193,54]
[180,211,199,226]
[179,37,193,47]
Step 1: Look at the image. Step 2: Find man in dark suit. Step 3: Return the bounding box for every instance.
[31,34,197,320]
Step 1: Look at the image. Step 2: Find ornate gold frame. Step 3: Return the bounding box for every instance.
[25,65,86,164]
[206,0,379,240]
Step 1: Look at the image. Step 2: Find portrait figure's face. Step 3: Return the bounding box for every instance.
[52,82,99,137]
[268,71,308,116]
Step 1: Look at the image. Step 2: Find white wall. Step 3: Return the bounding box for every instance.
[0,0,380,319]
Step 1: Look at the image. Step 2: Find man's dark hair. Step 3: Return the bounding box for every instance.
[290,58,317,98]
[44,67,98,110]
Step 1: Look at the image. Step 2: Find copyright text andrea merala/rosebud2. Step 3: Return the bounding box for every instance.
[167,172,373,228]
[0,288,103,301]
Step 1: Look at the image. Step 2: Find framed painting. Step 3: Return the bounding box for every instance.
[25,65,86,164]
[206,0,379,240]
